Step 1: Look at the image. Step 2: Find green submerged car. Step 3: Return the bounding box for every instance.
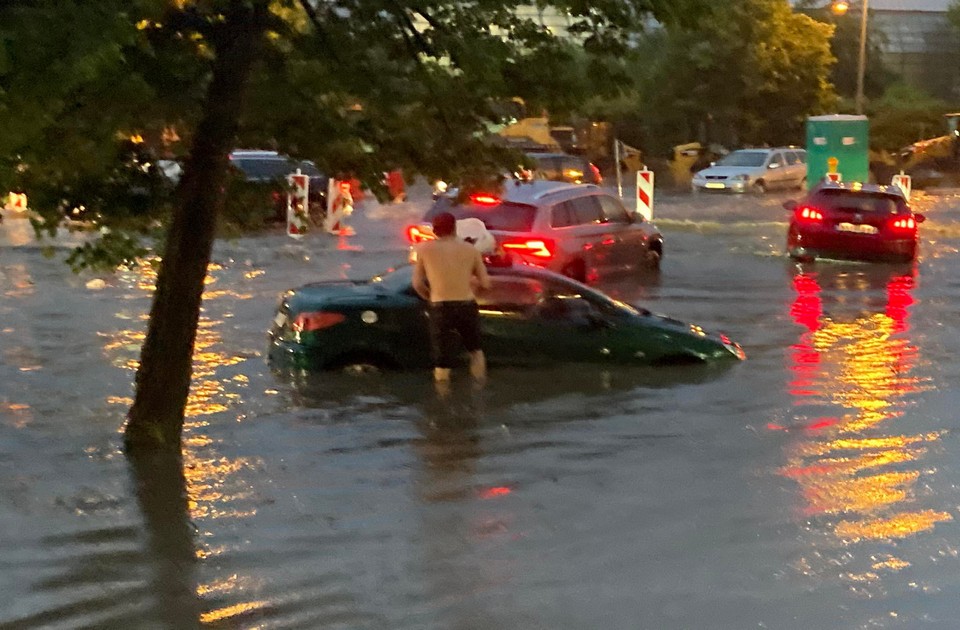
[268,258,745,372]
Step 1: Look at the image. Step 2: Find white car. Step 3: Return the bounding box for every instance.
[691,147,807,194]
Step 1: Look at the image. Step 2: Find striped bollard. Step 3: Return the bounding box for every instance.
[636,169,654,221]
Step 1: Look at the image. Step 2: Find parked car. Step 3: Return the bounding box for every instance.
[228,150,328,223]
[410,180,662,283]
[267,257,745,373]
[691,147,807,194]
[525,152,603,185]
[784,180,925,263]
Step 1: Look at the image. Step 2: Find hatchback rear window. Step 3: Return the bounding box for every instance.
[814,190,903,214]
[426,198,538,232]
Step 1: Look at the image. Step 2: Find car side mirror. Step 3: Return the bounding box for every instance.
[915,213,926,224]
[782,199,797,211]
[768,163,780,170]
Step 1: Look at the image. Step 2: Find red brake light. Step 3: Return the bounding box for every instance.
[406,224,435,244]
[469,193,500,206]
[890,216,916,231]
[796,206,823,222]
[292,311,346,332]
[501,237,555,260]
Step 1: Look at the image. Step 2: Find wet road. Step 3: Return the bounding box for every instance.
[3,185,960,629]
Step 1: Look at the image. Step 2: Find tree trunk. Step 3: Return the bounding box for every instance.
[125,5,267,451]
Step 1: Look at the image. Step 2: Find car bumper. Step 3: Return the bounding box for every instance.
[692,181,749,193]
[788,228,918,262]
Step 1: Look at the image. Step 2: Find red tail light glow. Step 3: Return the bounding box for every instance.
[406,224,436,244]
[469,193,500,206]
[293,311,346,332]
[501,237,555,260]
[796,206,824,222]
[890,216,917,231]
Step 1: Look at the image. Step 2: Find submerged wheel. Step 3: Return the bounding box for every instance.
[644,244,662,270]
[751,180,767,194]
[329,352,397,375]
[562,259,587,283]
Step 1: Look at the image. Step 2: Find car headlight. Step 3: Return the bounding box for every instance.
[731,174,749,182]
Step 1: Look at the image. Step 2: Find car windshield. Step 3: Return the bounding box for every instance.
[716,151,767,168]
[426,199,538,232]
[815,190,902,214]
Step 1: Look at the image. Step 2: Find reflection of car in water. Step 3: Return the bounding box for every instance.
[691,147,806,194]
[267,258,744,373]
[412,180,663,284]
[783,181,925,264]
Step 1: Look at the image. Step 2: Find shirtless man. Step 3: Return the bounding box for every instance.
[413,211,492,383]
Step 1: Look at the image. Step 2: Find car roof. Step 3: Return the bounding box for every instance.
[730,147,803,153]
[810,180,907,199]
[497,179,600,204]
[230,149,282,158]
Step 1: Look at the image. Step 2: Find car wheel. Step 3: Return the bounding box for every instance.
[562,259,587,283]
[342,363,384,375]
[644,243,662,270]
[751,180,767,194]
[330,352,396,374]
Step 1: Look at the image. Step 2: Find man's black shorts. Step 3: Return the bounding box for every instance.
[428,300,481,368]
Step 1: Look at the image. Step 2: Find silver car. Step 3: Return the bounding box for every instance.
[691,147,807,194]
[414,180,663,283]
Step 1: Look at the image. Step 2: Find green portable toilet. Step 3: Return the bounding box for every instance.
[806,114,869,189]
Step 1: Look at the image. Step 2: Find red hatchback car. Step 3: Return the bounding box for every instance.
[785,181,925,263]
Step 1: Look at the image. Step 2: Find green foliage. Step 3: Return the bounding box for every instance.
[605,0,836,156]
[869,83,951,152]
[949,1,960,32]
[1,0,717,271]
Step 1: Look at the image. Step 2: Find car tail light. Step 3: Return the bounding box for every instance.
[501,237,555,260]
[406,224,435,244]
[590,163,603,184]
[469,193,500,206]
[292,311,346,332]
[796,205,823,222]
[889,216,917,231]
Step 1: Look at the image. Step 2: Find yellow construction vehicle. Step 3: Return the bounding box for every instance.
[894,113,960,186]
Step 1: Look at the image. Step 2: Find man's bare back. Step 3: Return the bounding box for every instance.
[413,237,490,302]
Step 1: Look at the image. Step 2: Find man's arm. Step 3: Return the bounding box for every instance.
[412,253,431,301]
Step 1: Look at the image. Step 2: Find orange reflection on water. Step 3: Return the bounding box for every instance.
[103,260,265,620]
[781,268,948,550]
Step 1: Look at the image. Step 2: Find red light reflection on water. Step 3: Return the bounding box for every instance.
[779,267,948,556]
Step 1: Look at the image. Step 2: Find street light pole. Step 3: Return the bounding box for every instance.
[832,0,869,115]
[855,0,868,115]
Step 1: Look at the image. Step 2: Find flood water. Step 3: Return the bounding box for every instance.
[4,184,960,629]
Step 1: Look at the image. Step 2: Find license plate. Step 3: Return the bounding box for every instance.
[705,183,725,189]
[837,222,878,234]
[273,312,287,329]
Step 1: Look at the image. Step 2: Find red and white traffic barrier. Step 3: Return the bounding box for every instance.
[636,169,654,221]
[286,171,309,239]
[891,171,912,200]
[325,179,355,235]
